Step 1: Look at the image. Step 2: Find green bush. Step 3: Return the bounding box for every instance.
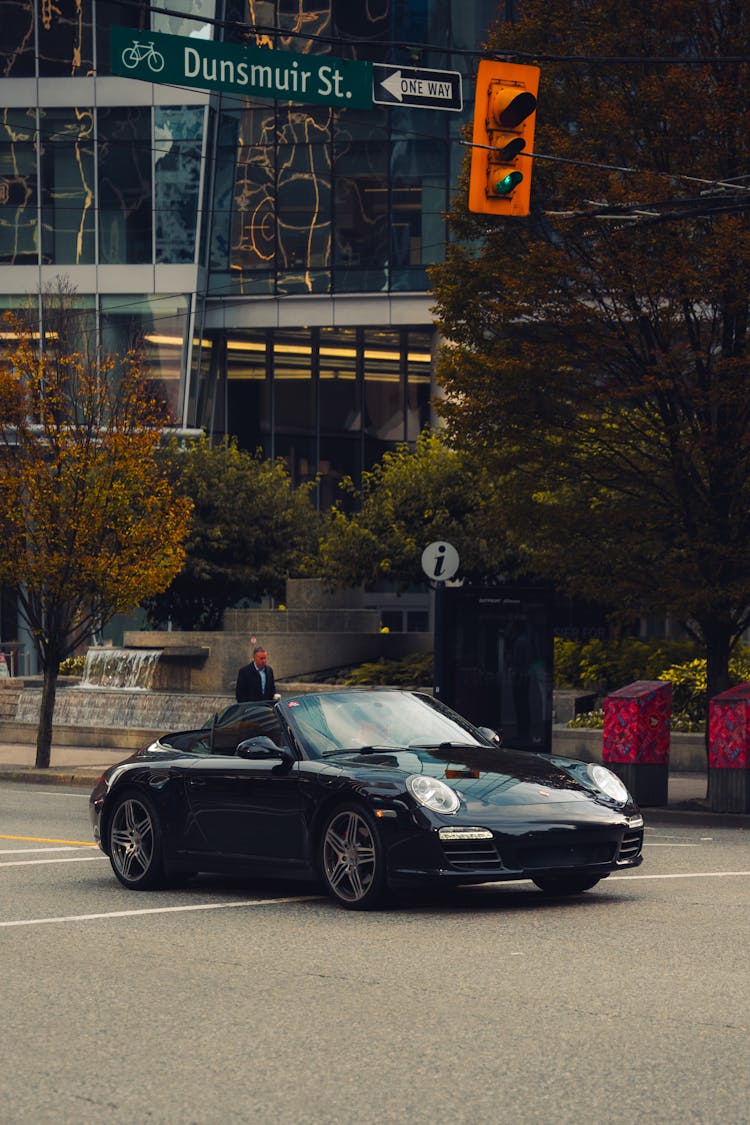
[59,655,85,676]
[554,636,700,693]
[344,652,433,687]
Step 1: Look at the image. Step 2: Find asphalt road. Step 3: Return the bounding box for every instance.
[1,782,749,1125]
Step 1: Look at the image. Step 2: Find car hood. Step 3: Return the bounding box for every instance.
[322,745,622,814]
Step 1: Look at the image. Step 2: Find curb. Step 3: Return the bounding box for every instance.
[0,768,102,789]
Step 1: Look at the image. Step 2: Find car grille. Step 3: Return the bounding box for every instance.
[514,841,616,869]
[617,830,643,863]
[441,837,503,871]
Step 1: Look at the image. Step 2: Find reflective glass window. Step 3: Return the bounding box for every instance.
[40,288,97,377]
[40,108,95,265]
[95,1,148,74]
[100,294,190,421]
[98,108,153,264]
[0,294,40,361]
[0,110,38,265]
[38,0,93,77]
[319,327,359,434]
[273,330,315,435]
[226,331,271,450]
[333,141,389,292]
[155,107,204,264]
[406,331,433,439]
[364,329,403,442]
[1,1,35,76]
[153,0,216,39]
[276,134,331,272]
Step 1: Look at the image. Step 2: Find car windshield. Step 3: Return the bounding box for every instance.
[282,690,489,759]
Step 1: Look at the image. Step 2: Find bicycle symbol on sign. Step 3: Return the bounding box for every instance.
[121,40,165,73]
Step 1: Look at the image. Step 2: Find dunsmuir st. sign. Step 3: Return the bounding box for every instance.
[110,27,463,113]
[110,26,373,109]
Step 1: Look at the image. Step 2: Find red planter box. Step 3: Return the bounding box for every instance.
[603,680,671,765]
[708,683,750,812]
[709,683,750,769]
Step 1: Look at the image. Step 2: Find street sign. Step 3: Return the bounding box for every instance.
[110,27,373,109]
[372,63,463,112]
[421,541,460,583]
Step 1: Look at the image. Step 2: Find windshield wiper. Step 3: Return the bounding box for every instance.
[409,741,481,750]
[325,745,405,756]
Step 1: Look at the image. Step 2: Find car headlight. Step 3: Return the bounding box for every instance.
[406,774,460,814]
[587,763,630,804]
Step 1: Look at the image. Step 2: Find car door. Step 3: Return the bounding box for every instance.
[182,755,308,867]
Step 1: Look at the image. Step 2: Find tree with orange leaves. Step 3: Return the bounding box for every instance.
[0,285,192,768]
[432,0,750,750]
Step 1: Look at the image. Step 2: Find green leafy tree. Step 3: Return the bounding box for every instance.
[318,430,516,589]
[143,437,319,629]
[431,0,750,741]
[0,289,192,768]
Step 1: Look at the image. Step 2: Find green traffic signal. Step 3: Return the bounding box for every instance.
[493,170,523,196]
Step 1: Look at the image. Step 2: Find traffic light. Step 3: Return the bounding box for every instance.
[468,59,539,217]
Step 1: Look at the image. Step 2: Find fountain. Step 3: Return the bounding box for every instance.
[82,648,162,690]
[8,644,233,750]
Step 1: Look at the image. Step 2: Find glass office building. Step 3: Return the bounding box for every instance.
[0,0,501,661]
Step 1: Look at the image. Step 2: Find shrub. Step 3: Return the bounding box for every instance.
[59,655,85,676]
[344,652,433,687]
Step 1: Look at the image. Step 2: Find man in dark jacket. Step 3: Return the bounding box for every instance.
[235,645,277,702]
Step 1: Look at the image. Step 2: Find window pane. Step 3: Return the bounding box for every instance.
[155,107,204,264]
[226,331,271,450]
[406,331,433,440]
[0,109,37,264]
[273,330,314,433]
[364,330,402,442]
[37,0,93,77]
[100,294,190,421]
[1,1,35,77]
[319,327,359,433]
[98,108,152,264]
[40,108,95,264]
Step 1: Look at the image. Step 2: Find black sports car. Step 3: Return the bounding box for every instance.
[89,688,644,909]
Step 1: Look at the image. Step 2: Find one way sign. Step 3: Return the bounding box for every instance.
[372,63,463,112]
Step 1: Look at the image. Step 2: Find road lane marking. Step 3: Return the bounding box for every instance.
[0,834,97,847]
[614,870,750,879]
[0,896,320,927]
[0,856,107,867]
[0,846,82,853]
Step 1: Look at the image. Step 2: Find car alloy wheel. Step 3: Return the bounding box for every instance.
[108,791,165,890]
[321,804,386,910]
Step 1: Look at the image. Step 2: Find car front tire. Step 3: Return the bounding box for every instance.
[320,803,387,910]
[108,790,166,890]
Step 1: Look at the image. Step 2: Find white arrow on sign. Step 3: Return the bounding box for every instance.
[379,69,455,104]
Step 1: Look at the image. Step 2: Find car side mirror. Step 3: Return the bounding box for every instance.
[477,726,503,746]
[236,736,293,762]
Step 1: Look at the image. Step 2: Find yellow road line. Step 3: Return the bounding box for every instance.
[0,833,97,847]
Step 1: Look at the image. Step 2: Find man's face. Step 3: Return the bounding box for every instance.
[254,650,268,669]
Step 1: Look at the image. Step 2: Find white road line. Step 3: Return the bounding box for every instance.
[614,870,750,880]
[645,843,700,847]
[0,856,108,867]
[0,846,81,854]
[0,895,320,927]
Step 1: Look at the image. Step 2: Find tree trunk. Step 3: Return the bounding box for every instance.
[702,621,733,798]
[35,663,59,769]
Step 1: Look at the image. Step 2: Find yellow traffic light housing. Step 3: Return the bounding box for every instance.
[468,59,540,217]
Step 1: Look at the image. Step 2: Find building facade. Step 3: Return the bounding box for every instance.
[0,0,501,666]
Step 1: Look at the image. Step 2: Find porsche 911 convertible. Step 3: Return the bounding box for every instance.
[89,688,644,909]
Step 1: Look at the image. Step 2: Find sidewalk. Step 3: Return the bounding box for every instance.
[0,739,747,826]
